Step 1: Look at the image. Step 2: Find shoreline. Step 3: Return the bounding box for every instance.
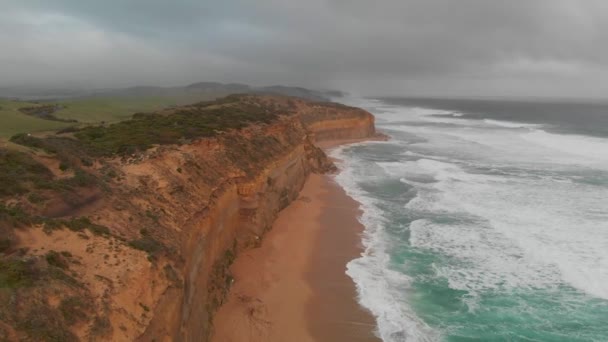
[211,139,380,341]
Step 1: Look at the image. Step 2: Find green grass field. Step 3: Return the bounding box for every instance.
[0,99,71,138]
[56,95,195,123]
[0,92,228,138]
[53,92,230,123]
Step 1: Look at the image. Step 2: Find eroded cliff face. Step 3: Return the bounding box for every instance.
[135,100,378,342]
[299,102,376,141]
[1,95,376,341]
[131,118,336,342]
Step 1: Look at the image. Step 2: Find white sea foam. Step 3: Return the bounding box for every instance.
[522,129,608,165]
[331,146,440,342]
[390,117,608,168]
[402,157,608,301]
[331,98,608,340]
[482,119,541,128]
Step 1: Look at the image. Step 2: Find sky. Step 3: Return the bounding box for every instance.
[2,0,608,98]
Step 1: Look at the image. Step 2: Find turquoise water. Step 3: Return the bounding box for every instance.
[332,98,608,341]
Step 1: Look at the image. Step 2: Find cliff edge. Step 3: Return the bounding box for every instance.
[0,95,377,341]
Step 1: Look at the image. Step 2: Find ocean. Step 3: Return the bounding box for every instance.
[331,97,608,341]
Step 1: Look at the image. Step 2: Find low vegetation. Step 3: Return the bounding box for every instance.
[0,149,54,197]
[45,251,69,269]
[7,95,290,159]
[0,148,99,203]
[0,92,228,138]
[128,236,165,256]
[19,104,77,123]
[59,296,88,325]
[73,95,287,156]
[0,257,38,288]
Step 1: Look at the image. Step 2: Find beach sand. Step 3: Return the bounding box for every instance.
[211,145,380,341]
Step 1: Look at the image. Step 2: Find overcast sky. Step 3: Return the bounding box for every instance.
[2,0,608,97]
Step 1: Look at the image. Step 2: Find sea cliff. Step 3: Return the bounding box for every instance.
[0,95,377,341]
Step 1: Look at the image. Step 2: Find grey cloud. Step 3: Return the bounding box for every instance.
[1,0,608,97]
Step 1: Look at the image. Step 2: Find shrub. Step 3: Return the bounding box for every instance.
[145,210,159,222]
[64,217,91,232]
[56,126,80,135]
[0,258,38,288]
[128,236,164,255]
[27,193,47,204]
[80,158,93,167]
[43,217,109,236]
[0,239,11,253]
[62,168,97,187]
[19,304,78,342]
[90,316,112,337]
[87,223,110,236]
[59,296,87,325]
[0,204,37,227]
[0,149,53,197]
[59,161,69,171]
[45,251,68,269]
[9,133,56,153]
[43,219,63,232]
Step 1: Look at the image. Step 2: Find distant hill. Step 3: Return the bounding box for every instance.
[254,85,330,101]
[0,83,345,102]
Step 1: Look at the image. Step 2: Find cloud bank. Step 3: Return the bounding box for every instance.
[2,0,608,97]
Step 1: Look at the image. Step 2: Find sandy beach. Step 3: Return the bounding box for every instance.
[211,145,380,341]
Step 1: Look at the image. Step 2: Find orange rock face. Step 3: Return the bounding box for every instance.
[134,100,376,342]
[6,96,377,341]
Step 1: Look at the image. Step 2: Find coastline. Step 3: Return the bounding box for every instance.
[211,139,381,342]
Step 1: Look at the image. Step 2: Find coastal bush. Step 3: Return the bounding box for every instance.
[8,95,292,161]
[59,161,69,171]
[0,204,37,227]
[87,223,110,236]
[27,193,47,204]
[55,126,80,135]
[64,217,91,232]
[59,296,87,325]
[65,217,110,236]
[42,217,110,236]
[0,239,12,253]
[0,148,99,203]
[128,236,164,255]
[48,267,81,288]
[9,133,57,153]
[73,95,284,156]
[0,149,54,197]
[90,315,112,338]
[163,264,181,287]
[18,104,76,123]
[0,258,38,288]
[18,304,78,342]
[45,251,68,269]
